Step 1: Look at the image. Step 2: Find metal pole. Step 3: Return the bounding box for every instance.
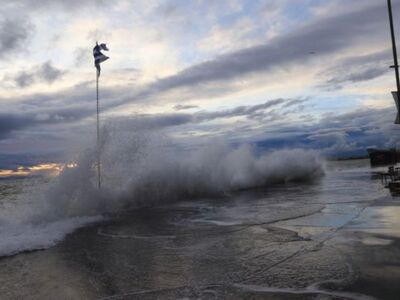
[388,0,400,94]
[96,73,101,189]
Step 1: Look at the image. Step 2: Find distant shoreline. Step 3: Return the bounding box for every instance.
[327,156,369,161]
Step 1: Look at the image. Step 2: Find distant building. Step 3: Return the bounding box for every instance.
[367,148,399,166]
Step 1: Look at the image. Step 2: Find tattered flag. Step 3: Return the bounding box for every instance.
[93,42,109,78]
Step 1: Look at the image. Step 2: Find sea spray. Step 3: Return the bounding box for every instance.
[118,143,324,207]
[46,129,324,211]
[0,128,324,257]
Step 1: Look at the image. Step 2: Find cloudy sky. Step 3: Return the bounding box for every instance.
[0,0,400,169]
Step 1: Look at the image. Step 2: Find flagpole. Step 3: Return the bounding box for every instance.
[388,0,400,94]
[93,41,109,189]
[96,71,101,189]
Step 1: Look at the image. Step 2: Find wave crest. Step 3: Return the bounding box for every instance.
[0,130,324,257]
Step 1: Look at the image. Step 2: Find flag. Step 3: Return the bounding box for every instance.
[93,42,109,78]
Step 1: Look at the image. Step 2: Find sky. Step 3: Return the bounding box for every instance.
[1,0,400,170]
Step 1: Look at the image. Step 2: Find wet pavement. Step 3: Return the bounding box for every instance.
[0,174,400,299]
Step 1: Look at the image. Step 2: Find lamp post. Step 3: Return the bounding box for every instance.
[388,0,400,124]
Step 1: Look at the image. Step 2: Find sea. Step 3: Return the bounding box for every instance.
[0,149,399,299]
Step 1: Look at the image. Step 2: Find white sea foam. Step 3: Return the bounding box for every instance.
[0,216,102,257]
[0,128,324,257]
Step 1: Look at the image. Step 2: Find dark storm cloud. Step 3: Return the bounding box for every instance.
[111,98,307,130]
[0,81,119,117]
[0,93,98,139]
[340,68,388,83]
[255,107,400,157]
[320,50,392,89]
[0,91,397,159]
[0,108,87,140]
[193,97,300,121]
[0,114,35,139]
[309,108,399,153]
[118,104,399,158]
[6,61,66,88]
[0,96,303,141]
[322,66,388,90]
[139,1,390,95]
[0,18,32,57]
[124,98,307,129]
